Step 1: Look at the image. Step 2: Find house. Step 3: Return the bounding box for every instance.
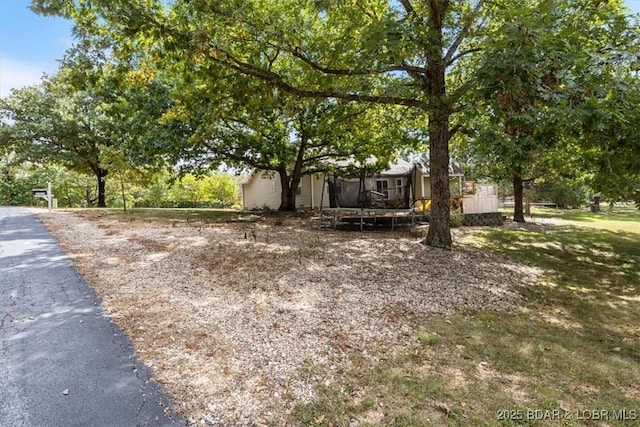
[240,170,330,210]
[241,157,465,211]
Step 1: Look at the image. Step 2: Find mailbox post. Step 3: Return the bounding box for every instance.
[32,182,53,213]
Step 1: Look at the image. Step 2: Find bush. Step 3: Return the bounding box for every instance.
[531,178,588,209]
[450,212,464,227]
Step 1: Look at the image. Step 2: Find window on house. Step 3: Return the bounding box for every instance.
[375,179,389,199]
[396,178,403,194]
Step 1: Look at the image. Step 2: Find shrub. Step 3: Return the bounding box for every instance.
[450,212,464,227]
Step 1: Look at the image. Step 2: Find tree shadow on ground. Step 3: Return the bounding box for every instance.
[469,225,640,356]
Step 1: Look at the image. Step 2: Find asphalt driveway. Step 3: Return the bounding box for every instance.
[0,207,185,426]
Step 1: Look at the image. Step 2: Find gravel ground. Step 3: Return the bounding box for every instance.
[40,211,540,426]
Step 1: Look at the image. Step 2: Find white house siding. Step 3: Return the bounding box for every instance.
[296,175,312,208]
[242,170,282,210]
[311,174,330,208]
[244,167,464,210]
[242,171,328,210]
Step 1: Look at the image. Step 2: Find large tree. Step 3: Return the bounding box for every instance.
[0,83,113,207]
[0,44,118,206]
[0,37,175,207]
[579,76,640,205]
[457,0,638,220]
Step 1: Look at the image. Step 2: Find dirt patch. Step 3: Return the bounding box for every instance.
[40,211,540,425]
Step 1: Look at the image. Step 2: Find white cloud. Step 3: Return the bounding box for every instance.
[0,54,55,98]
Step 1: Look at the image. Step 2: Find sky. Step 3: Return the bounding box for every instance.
[1,0,640,98]
[0,1,73,97]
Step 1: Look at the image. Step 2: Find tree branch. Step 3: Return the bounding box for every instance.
[218,52,427,108]
[398,0,416,16]
[446,47,483,66]
[443,0,485,66]
[291,47,427,76]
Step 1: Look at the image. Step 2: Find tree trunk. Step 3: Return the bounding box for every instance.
[120,175,127,212]
[278,169,297,211]
[278,134,308,212]
[423,1,452,249]
[513,173,526,222]
[424,114,452,249]
[97,168,108,208]
[86,186,94,207]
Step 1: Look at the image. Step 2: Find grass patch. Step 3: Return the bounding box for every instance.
[504,205,640,233]
[293,206,640,426]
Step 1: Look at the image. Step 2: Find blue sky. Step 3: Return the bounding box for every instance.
[0,1,73,97]
[1,0,639,97]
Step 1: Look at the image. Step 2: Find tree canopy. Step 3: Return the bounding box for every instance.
[0,57,113,206]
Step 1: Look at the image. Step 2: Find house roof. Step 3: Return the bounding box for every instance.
[240,155,464,187]
[376,158,414,176]
[239,169,258,186]
[415,155,464,176]
[332,156,464,177]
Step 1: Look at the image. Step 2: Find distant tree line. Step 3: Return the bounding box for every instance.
[0,157,240,209]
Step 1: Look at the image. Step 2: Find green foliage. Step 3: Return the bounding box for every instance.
[0,44,113,206]
[0,34,179,208]
[162,77,414,210]
[0,157,97,207]
[30,0,484,244]
[455,0,639,220]
[530,177,589,209]
[0,151,240,209]
[166,174,206,207]
[131,172,240,209]
[578,72,640,203]
[203,173,240,208]
[136,180,172,208]
[449,212,464,228]
[0,156,38,206]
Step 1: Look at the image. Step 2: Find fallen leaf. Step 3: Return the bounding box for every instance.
[434,401,451,416]
[62,389,69,395]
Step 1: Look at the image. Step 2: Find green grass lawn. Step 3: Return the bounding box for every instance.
[505,205,640,232]
[293,206,640,426]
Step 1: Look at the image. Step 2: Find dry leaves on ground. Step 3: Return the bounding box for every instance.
[41,211,540,426]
